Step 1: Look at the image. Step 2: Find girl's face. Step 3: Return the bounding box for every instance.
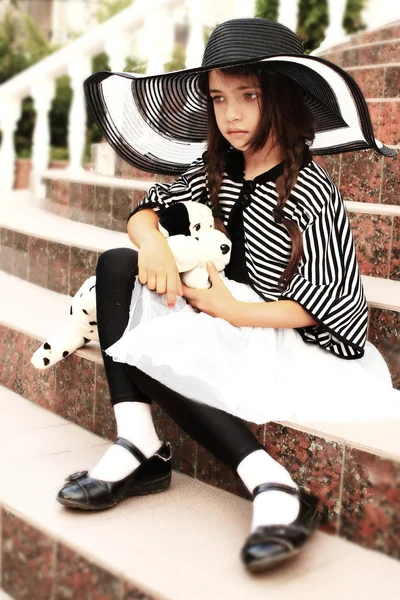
[208,70,262,153]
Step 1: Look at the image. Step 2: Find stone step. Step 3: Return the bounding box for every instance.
[0,273,399,562]
[41,168,153,234]
[3,186,399,292]
[319,23,400,69]
[2,387,400,600]
[0,190,134,296]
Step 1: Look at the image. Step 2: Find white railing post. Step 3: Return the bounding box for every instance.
[278,0,300,32]
[0,100,22,193]
[31,78,56,198]
[145,7,171,75]
[67,57,92,171]
[185,0,205,68]
[105,33,132,72]
[318,0,348,50]
[235,0,255,18]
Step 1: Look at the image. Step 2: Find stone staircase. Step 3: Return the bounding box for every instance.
[1,19,400,599]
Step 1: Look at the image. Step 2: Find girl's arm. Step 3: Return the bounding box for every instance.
[128,209,183,307]
[183,263,317,328]
[229,299,317,328]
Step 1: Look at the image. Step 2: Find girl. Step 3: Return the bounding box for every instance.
[58,18,400,572]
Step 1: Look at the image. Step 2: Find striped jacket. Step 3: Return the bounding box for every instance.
[128,148,368,360]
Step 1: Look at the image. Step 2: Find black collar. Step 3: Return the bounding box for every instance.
[224,145,313,184]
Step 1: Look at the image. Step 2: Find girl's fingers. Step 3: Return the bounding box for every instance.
[156,273,167,296]
[176,273,183,296]
[147,272,157,291]
[138,267,148,285]
[166,273,178,307]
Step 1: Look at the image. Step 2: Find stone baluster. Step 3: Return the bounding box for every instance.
[278,0,299,32]
[145,7,170,75]
[0,100,22,193]
[67,57,92,171]
[186,0,204,68]
[31,79,56,197]
[105,33,132,73]
[235,0,255,18]
[319,0,348,49]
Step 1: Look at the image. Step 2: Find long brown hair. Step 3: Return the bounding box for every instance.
[200,65,315,287]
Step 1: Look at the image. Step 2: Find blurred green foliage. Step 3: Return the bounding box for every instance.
[164,43,186,72]
[254,0,366,53]
[255,0,279,21]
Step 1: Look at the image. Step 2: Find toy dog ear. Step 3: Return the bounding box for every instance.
[159,203,190,237]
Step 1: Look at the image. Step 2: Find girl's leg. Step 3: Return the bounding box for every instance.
[91,248,300,527]
[127,367,301,530]
[90,248,162,482]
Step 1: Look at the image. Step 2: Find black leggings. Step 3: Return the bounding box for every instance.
[96,248,264,471]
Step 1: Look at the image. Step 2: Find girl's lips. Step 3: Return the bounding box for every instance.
[228,130,247,135]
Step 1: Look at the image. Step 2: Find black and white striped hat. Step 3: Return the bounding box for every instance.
[84,18,396,175]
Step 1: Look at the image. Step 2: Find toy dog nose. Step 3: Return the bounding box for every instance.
[220,244,230,255]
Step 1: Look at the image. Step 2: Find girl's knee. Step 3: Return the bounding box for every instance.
[97,248,138,280]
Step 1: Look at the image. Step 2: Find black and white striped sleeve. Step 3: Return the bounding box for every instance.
[127,156,206,223]
[280,185,368,359]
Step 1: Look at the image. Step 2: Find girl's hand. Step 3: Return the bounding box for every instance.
[138,232,183,307]
[182,262,239,323]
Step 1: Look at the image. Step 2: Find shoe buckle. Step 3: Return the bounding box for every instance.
[66,470,89,482]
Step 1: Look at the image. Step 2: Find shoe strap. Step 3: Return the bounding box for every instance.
[114,437,148,463]
[253,483,300,498]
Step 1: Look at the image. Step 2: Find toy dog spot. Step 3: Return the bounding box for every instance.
[82,309,88,315]
[63,351,69,357]
[84,337,90,344]
[43,358,50,366]
[70,306,73,315]
[44,342,51,350]
[89,321,97,326]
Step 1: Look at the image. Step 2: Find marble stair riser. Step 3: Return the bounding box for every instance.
[322,23,400,54]
[0,508,156,600]
[0,228,100,297]
[0,323,399,561]
[321,38,400,68]
[343,65,400,100]
[42,180,147,234]
[319,148,400,206]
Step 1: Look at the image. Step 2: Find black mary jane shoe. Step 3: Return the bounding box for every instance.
[57,437,172,510]
[241,482,328,573]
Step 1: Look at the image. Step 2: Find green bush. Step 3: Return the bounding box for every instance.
[254,0,366,53]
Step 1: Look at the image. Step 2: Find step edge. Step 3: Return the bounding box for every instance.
[0,494,176,600]
[0,192,135,253]
[2,305,400,462]
[41,169,154,191]
[345,201,400,216]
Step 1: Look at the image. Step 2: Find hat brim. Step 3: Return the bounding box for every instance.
[84,54,396,175]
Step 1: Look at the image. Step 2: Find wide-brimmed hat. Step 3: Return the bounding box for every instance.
[84,18,396,175]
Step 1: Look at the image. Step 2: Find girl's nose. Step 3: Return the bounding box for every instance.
[226,102,241,122]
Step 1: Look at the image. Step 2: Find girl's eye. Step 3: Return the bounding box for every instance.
[211,96,224,104]
[244,93,257,100]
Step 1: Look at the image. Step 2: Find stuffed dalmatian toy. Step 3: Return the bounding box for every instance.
[31,201,232,371]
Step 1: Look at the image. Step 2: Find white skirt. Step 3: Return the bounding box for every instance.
[105,276,400,425]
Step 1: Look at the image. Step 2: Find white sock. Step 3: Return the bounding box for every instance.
[90,402,162,482]
[237,449,300,532]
